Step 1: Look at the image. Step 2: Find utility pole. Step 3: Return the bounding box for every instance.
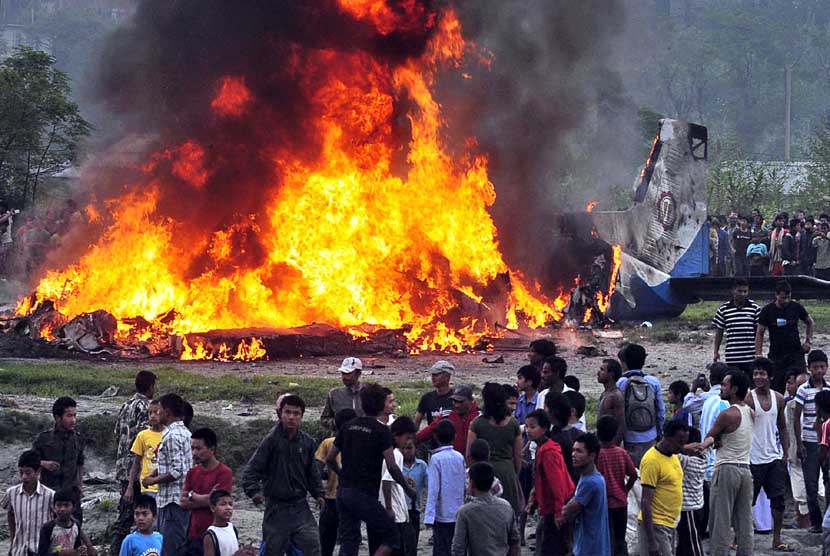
[784,64,792,162]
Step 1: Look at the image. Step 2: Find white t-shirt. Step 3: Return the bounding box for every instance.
[206,523,239,556]
[379,448,409,523]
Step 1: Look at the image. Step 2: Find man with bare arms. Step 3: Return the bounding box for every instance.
[746,357,791,551]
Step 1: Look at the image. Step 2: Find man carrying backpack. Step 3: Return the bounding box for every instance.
[617,343,666,467]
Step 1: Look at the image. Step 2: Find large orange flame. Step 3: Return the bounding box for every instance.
[19,5,582,356]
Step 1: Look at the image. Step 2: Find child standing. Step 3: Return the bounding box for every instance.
[596,416,637,556]
[373,417,418,556]
[425,419,466,556]
[466,439,504,498]
[401,438,428,546]
[315,408,357,556]
[203,490,257,556]
[677,428,706,556]
[119,494,162,556]
[127,400,165,499]
[37,488,96,556]
[525,410,574,556]
[2,450,55,556]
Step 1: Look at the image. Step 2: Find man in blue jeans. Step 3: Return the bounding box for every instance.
[616,343,666,467]
[326,383,416,556]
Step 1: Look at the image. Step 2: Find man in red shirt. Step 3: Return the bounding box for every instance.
[416,385,479,454]
[180,427,233,555]
[525,409,574,556]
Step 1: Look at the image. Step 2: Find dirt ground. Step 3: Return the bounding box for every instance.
[0,326,827,555]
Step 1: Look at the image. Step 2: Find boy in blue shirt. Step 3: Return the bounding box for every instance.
[558,433,611,556]
[401,438,427,545]
[425,419,465,556]
[119,494,162,556]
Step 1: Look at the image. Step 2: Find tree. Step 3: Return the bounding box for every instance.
[0,47,90,207]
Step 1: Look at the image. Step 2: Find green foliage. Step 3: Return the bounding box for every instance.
[0,47,90,207]
[789,117,830,212]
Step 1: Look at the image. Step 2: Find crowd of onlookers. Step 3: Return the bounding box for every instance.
[708,209,830,279]
[0,198,82,281]
[1,277,828,556]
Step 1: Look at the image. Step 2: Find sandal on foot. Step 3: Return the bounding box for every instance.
[773,543,796,552]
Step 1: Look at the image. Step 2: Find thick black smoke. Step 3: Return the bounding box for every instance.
[452,0,632,285]
[81,0,632,292]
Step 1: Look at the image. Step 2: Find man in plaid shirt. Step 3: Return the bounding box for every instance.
[142,393,192,556]
[110,371,156,555]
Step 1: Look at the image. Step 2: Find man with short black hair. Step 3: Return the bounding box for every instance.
[638,421,689,556]
[616,344,665,466]
[794,349,830,532]
[746,357,791,550]
[514,365,541,426]
[596,359,624,445]
[244,394,324,556]
[143,393,192,556]
[713,278,760,378]
[2,450,54,556]
[32,397,84,525]
[111,371,157,555]
[559,433,610,556]
[415,385,478,455]
[182,427,233,555]
[451,463,520,556]
[732,216,753,276]
[756,280,814,392]
[327,384,416,556]
[415,361,455,429]
[692,371,754,556]
[528,339,557,370]
[321,357,365,432]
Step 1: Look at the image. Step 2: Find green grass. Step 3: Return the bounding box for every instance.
[679,299,830,331]
[0,361,342,406]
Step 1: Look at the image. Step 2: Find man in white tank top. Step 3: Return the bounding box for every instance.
[690,370,754,556]
[746,357,791,551]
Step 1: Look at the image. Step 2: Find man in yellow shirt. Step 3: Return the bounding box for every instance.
[315,408,357,556]
[638,420,689,556]
[126,400,165,498]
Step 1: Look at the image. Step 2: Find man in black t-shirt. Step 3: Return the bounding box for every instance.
[327,383,416,556]
[414,361,455,429]
[756,280,815,392]
[732,216,753,277]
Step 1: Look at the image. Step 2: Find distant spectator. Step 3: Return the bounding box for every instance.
[784,219,801,275]
[800,218,817,276]
[732,215,752,276]
[528,339,557,370]
[813,222,830,280]
[747,232,769,277]
[416,385,479,455]
[769,214,787,276]
[713,278,760,377]
[563,390,587,432]
[537,356,568,408]
[514,365,541,426]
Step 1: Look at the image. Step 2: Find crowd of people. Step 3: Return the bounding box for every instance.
[708,209,830,278]
[1,276,827,556]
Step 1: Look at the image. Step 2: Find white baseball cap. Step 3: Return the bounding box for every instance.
[429,360,455,374]
[339,357,363,374]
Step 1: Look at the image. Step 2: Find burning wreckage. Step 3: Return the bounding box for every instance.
[3,3,711,361]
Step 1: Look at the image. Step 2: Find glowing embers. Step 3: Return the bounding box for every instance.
[211,76,252,117]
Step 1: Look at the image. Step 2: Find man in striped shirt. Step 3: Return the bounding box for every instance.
[712,278,760,377]
[1,450,54,556]
[793,349,830,532]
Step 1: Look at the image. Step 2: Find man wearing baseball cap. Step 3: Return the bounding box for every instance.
[321,357,365,432]
[416,385,479,454]
[414,361,455,430]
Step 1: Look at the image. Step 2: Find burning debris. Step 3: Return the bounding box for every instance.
[8,1,623,360]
